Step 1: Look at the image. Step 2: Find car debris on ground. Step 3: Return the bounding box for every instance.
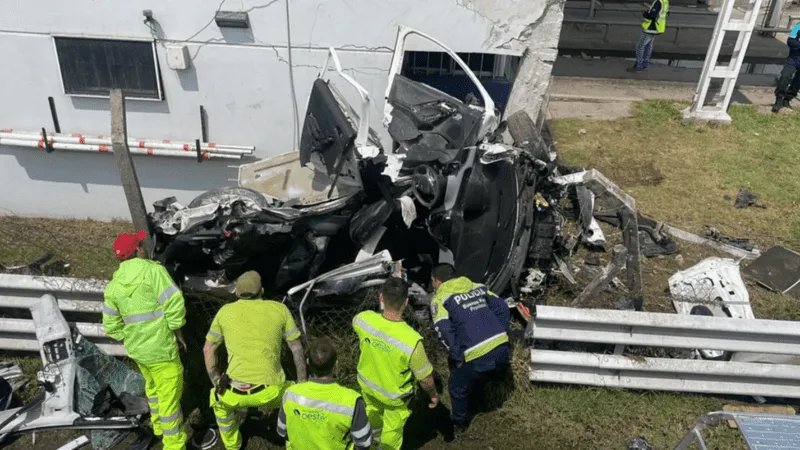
[734,188,766,209]
[742,245,800,300]
[703,225,754,252]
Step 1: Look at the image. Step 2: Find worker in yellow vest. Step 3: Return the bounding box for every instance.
[277,337,373,449]
[102,230,188,450]
[353,277,439,450]
[203,271,307,450]
[629,0,670,73]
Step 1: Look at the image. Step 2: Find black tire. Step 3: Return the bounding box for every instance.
[690,305,731,361]
[187,187,272,209]
[505,110,551,162]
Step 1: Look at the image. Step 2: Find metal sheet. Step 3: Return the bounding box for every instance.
[735,414,800,450]
[530,350,800,398]
[0,274,122,355]
[532,306,800,356]
[742,246,800,299]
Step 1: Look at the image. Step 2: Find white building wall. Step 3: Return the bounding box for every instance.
[0,0,561,220]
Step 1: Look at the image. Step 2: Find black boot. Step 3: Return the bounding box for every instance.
[773,99,783,113]
[783,99,794,110]
[127,427,154,450]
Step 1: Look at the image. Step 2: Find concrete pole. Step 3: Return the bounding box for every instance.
[110,89,153,256]
[762,0,786,35]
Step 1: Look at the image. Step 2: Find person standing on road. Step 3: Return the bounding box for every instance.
[772,23,800,112]
[629,0,670,73]
[353,277,439,450]
[203,271,307,450]
[277,337,373,449]
[430,263,511,435]
[102,230,188,450]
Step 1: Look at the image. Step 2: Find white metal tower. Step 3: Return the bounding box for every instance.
[683,0,766,123]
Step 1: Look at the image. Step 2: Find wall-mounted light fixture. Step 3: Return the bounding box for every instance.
[214,11,250,29]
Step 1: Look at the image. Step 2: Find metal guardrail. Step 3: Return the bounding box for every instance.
[0,274,124,356]
[528,305,800,398]
[562,18,791,44]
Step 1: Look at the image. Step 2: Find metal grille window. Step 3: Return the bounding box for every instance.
[404,51,511,79]
[54,37,162,100]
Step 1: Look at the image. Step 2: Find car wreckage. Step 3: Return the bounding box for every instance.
[149,26,559,317]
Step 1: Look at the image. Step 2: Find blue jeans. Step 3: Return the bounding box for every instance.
[448,344,510,423]
[635,31,657,68]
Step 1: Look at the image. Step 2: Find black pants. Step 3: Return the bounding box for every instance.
[775,61,800,101]
[448,345,510,423]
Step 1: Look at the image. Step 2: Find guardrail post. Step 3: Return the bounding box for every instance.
[110,89,153,255]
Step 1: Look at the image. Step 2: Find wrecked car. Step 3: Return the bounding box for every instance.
[149,26,554,310]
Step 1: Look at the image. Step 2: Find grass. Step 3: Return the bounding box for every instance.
[551,100,800,251]
[1,100,799,449]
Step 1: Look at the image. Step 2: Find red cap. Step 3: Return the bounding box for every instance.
[113,230,147,261]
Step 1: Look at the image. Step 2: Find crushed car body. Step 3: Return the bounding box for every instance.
[149,26,553,309]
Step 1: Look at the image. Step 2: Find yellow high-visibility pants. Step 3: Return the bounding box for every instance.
[363,393,411,450]
[138,359,187,450]
[209,382,291,450]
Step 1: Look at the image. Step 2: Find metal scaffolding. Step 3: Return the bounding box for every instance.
[683,0,766,123]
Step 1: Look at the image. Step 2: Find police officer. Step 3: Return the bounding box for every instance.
[102,230,188,450]
[203,271,307,450]
[773,23,800,112]
[277,337,373,449]
[430,263,511,433]
[353,277,439,450]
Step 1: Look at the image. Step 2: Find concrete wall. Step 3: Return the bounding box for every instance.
[0,0,564,220]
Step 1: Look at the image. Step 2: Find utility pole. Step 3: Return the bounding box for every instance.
[110,89,153,256]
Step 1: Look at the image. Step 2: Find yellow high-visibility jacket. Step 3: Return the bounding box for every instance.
[103,258,185,364]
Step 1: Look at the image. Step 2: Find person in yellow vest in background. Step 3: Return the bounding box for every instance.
[628,0,670,73]
[353,277,439,450]
[203,270,307,450]
[277,337,373,449]
[102,230,188,450]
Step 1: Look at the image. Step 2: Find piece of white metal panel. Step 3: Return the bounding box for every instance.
[532,306,800,356]
[530,350,800,398]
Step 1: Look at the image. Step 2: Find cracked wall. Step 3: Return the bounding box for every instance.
[0,0,566,219]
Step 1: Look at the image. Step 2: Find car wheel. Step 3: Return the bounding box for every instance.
[690,305,731,361]
[187,187,273,209]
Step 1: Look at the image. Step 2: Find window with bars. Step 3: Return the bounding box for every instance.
[403,51,511,79]
[54,37,162,100]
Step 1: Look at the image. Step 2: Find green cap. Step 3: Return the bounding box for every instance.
[235,271,262,299]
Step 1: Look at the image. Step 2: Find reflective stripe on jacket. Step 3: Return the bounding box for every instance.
[353,311,421,406]
[642,0,668,33]
[103,258,185,364]
[430,277,509,363]
[281,381,367,450]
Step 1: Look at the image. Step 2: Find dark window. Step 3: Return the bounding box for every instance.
[404,51,505,79]
[54,37,161,99]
